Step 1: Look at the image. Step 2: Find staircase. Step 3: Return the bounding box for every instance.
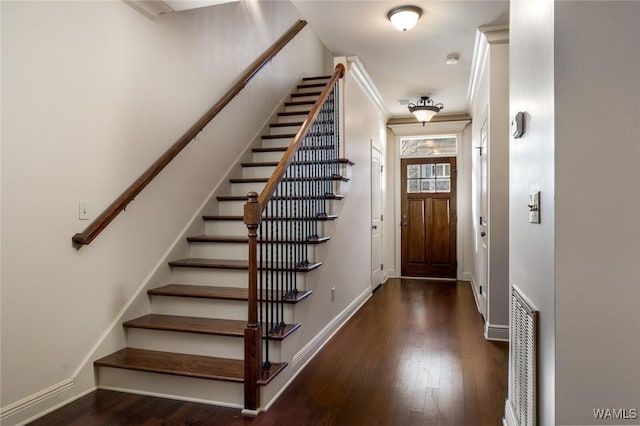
[94,71,351,410]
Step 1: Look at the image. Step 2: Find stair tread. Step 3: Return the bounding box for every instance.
[277,111,311,117]
[229,175,349,184]
[186,235,330,244]
[252,145,333,153]
[284,100,316,106]
[148,284,313,304]
[94,348,285,384]
[168,258,322,272]
[124,314,301,340]
[297,82,327,89]
[291,92,321,98]
[217,194,344,201]
[202,214,338,221]
[302,76,331,81]
[241,158,354,168]
[261,133,297,140]
[270,121,304,128]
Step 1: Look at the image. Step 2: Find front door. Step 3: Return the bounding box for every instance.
[401,157,457,278]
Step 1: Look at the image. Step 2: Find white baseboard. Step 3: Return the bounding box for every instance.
[485,323,509,341]
[503,399,518,426]
[97,385,242,410]
[0,380,96,426]
[262,286,371,411]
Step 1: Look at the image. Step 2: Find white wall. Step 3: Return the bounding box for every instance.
[1,0,326,421]
[509,0,556,424]
[554,2,640,424]
[511,2,640,424]
[469,27,510,339]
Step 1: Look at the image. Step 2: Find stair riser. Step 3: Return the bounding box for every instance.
[284,104,313,113]
[126,329,286,362]
[190,242,318,262]
[242,165,276,179]
[253,151,286,163]
[230,181,266,196]
[297,84,328,93]
[127,329,244,359]
[170,268,309,288]
[149,296,297,324]
[230,180,342,197]
[270,125,302,136]
[291,94,320,102]
[205,219,331,236]
[261,138,294,149]
[277,114,307,124]
[97,368,244,407]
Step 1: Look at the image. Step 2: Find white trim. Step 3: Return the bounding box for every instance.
[388,120,470,137]
[13,387,97,426]
[97,385,242,410]
[503,399,518,426]
[262,287,372,411]
[0,379,74,421]
[345,56,388,118]
[479,24,509,45]
[485,323,509,341]
[469,275,482,313]
[240,408,260,417]
[467,24,509,108]
[121,0,173,20]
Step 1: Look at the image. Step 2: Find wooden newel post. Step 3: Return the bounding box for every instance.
[243,192,262,413]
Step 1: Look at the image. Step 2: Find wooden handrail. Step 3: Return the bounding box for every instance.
[72,19,308,248]
[257,63,345,209]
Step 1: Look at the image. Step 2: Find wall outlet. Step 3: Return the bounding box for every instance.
[79,202,89,220]
[331,287,335,302]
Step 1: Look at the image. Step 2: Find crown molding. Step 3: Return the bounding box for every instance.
[467,24,509,107]
[122,0,174,20]
[344,56,388,119]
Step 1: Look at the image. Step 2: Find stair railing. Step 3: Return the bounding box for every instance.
[72,19,308,248]
[243,63,345,411]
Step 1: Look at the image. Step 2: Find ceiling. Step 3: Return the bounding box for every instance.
[291,1,509,119]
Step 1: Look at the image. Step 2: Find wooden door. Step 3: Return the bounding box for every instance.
[401,157,457,278]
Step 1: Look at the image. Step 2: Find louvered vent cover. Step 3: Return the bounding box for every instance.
[509,286,538,426]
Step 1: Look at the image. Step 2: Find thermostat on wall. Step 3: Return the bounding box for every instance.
[512,111,525,138]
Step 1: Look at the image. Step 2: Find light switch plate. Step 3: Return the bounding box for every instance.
[79,202,90,220]
[528,192,540,224]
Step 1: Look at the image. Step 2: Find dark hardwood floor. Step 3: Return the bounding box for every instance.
[29,279,508,426]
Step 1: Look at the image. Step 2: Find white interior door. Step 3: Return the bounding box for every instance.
[479,118,489,318]
[371,145,383,289]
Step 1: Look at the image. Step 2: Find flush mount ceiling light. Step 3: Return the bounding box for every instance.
[408,96,444,125]
[387,5,422,32]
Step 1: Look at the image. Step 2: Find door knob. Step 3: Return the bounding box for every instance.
[372,225,377,230]
[481,232,486,237]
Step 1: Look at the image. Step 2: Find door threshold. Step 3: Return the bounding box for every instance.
[399,275,458,282]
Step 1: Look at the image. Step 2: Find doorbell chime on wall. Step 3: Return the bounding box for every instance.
[512,111,525,138]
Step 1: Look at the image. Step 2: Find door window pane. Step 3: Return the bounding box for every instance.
[406,161,452,194]
[407,165,420,178]
[407,179,420,193]
[421,179,435,193]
